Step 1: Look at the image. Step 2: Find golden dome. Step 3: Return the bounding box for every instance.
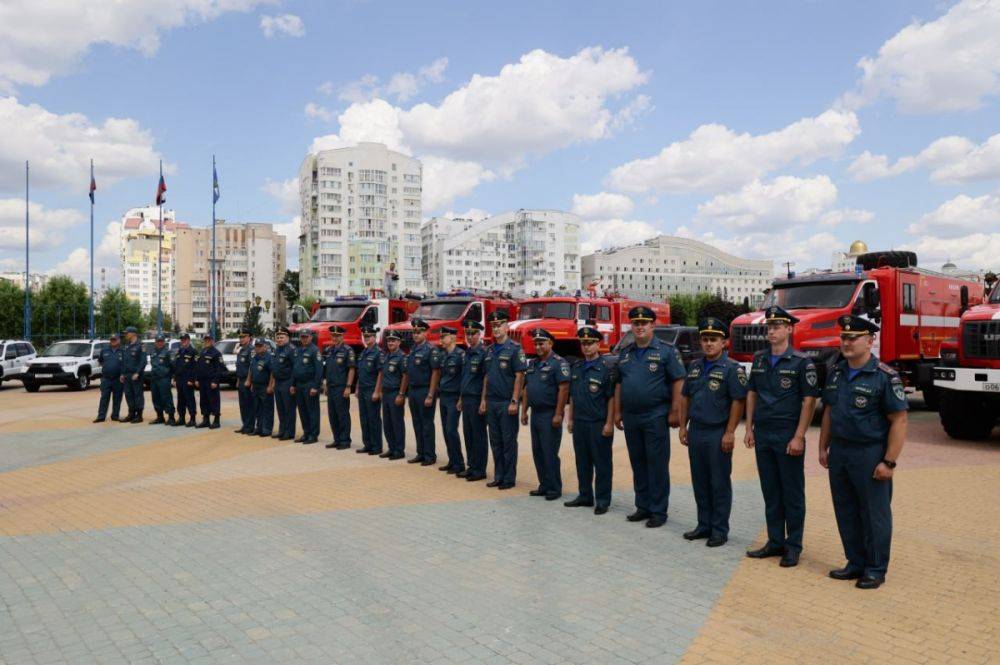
[848,240,868,255]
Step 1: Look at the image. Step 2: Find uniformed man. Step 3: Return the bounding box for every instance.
[356,326,384,455]
[614,306,686,528]
[248,338,274,437]
[269,327,296,440]
[234,330,254,434]
[678,318,748,546]
[437,326,466,474]
[457,321,487,481]
[323,325,355,450]
[565,325,616,514]
[744,305,820,567]
[819,315,908,589]
[194,333,223,429]
[172,333,198,427]
[480,310,527,489]
[148,334,176,425]
[292,330,323,444]
[120,326,147,423]
[93,333,124,423]
[521,328,570,500]
[401,318,442,465]
[379,330,408,460]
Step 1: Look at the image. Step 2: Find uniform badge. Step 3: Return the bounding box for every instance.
[708,379,721,392]
[415,358,422,365]
[780,377,793,389]
[256,362,263,371]
[588,382,599,393]
[854,395,868,408]
[806,369,817,387]
[648,363,658,373]
[500,360,508,369]
[303,357,310,365]
[336,358,344,365]
[737,367,748,386]
[561,365,570,377]
[689,366,701,378]
[893,382,905,400]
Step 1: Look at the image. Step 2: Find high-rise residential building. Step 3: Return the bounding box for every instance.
[421,209,582,294]
[581,235,773,307]
[173,220,286,335]
[0,272,50,292]
[298,142,423,299]
[119,206,188,316]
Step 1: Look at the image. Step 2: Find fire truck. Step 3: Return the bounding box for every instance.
[933,282,1000,440]
[382,289,519,349]
[508,293,671,358]
[728,251,985,404]
[288,294,421,351]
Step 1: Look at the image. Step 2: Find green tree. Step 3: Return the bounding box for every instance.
[0,280,25,339]
[667,292,714,326]
[97,288,144,337]
[279,270,299,305]
[242,304,264,337]
[696,296,750,329]
[144,308,173,334]
[32,276,89,343]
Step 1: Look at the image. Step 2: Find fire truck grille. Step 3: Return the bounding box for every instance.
[731,324,768,355]
[963,321,1000,360]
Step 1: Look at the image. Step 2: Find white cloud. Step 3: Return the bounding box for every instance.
[316,81,334,96]
[839,0,1000,113]
[0,0,269,90]
[309,99,407,153]
[48,247,90,280]
[902,232,1000,270]
[421,157,496,212]
[606,109,859,194]
[819,208,875,227]
[338,58,449,103]
[0,97,163,193]
[906,193,1000,238]
[304,102,333,122]
[676,226,837,275]
[571,192,634,220]
[848,133,1000,183]
[441,208,490,221]
[695,176,839,231]
[259,14,304,38]
[272,215,300,269]
[579,219,658,255]
[0,198,85,250]
[262,177,298,215]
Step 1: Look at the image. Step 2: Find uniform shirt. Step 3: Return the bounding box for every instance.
[271,343,295,381]
[615,336,686,414]
[682,352,748,427]
[822,355,908,446]
[173,345,197,380]
[569,357,616,422]
[748,347,820,428]
[405,341,442,388]
[250,352,273,387]
[380,349,407,392]
[123,341,147,376]
[293,343,323,389]
[99,346,124,379]
[460,343,487,398]
[149,345,174,380]
[525,353,570,409]
[484,338,527,401]
[323,343,356,387]
[196,346,223,382]
[235,342,253,379]
[357,345,383,391]
[439,346,466,395]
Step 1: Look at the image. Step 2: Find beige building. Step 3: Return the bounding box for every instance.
[120,206,188,316]
[174,221,286,335]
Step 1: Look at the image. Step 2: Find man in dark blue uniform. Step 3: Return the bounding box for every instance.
[148,334,176,425]
[819,315,908,589]
[248,338,274,437]
[521,329,570,501]
[356,326,383,455]
[402,318,442,466]
[93,333,124,422]
[437,326,466,474]
[745,305,820,567]
[292,330,323,444]
[323,325,355,450]
[614,306,686,528]
[457,321,487,481]
[679,318,748,546]
[565,325,616,514]
[481,310,527,489]
[269,327,296,440]
[194,333,223,429]
[121,326,147,423]
[233,330,254,434]
[379,330,408,460]
[172,333,198,427]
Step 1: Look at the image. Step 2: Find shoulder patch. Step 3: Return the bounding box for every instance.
[736,365,748,386]
[878,362,899,376]
[753,349,768,359]
[792,350,811,359]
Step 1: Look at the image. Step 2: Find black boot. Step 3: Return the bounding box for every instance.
[166,414,177,426]
[210,414,220,429]
[173,414,185,427]
[150,410,164,425]
[131,409,143,423]
[186,414,196,427]
[122,411,133,423]
[196,417,210,428]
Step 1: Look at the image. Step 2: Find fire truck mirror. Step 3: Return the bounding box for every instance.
[362,308,377,325]
[960,286,969,314]
[862,283,880,313]
[290,305,309,324]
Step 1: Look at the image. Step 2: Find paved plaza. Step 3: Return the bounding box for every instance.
[1,383,997,664]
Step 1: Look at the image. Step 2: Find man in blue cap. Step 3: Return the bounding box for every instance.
[292,330,323,444]
[269,327,296,440]
[679,317,747,546]
[819,315,908,589]
[614,305,686,528]
[356,325,384,455]
[437,326,466,474]
[93,332,124,423]
[457,321,488,481]
[120,326,147,423]
[148,334,176,426]
[744,305,820,567]
[521,328,570,501]
[194,333,223,429]
[481,309,527,489]
[172,333,198,427]
[402,317,442,465]
[323,325,355,449]
[233,329,254,434]
[380,329,408,460]
[248,338,274,436]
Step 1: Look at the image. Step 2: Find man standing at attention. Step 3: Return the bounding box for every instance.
[480,310,527,490]
[248,338,274,437]
[234,329,254,434]
[403,318,442,466]
[148,334,176,426]
[379,330,408,460]
[269,327,297,440]
[172,333,198,427]
[457,321,487,481]
[93,333,123,423]
[194,333,223,429]
[356,325,384,455]
[521,328,570,501]
[323,325,355,450]
[121,326,147,424]
[292,330,323,444]
[437,326,466,474]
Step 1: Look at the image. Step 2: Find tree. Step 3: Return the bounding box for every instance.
[697,296,750,329]
[667,292,714,326]
[0,280,25,340]
[32,276,89,343]
[97,288,144,337]
[279,270,299,305]
[144,308,173,334]
[242,304,264,336]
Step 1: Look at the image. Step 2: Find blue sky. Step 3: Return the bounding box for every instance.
[1,0,998,281]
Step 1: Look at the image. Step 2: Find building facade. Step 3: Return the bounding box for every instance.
[421,210,581,294]
[581,235,773,307]
[299,142,423,299]
[120,206,188,316]
[831,240,868,272]
[0,272,49,292]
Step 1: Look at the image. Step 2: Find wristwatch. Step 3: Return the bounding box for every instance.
[510,399,519,405]
[881,458,897,469]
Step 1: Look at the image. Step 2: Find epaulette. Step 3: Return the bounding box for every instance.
[792,350,811,359]
[752,348,768,359]
[878,362,898,376]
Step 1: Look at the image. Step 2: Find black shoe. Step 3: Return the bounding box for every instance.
[185,419,196,428]
[829,567,864,581]
[594,506,608,515]
[388,453,405,460]
[279,436,294,441]
[271,434,282,439]
[498,483,514,490]
[407,456,424,464]
[645,516,667,528]
[235,428,248,434]
[379,452,391,458]
[295,436,307,443]
[302,438,316,445]
[368,450,380,455]
[150,412,164,424]
[779,552,800,568]
[110,415,120,421]
[93,417,105,423]
[446,468,460,475]
[438,464,451,471]
[122,413,133,423]
[171,416,183,427]
[564,497,594,508]
[529,489,547,497]
[196,418,210,428]
[683,529,710,541]
[325,442,337,449]
[259,432,271,437]
[626,509,651,522]
[131,411,144,423]
[545,493,561,501]
[420,459,435,466]
[456,470,469,478]
[486,480,501,487]
[706,536,728,548]
[746,545,785,559]
[166,415,177,426]
[855,576,883,589]
[465,473,486,482]
[356,448,371,454]
[209,415,220,429]
[335,443,350,450]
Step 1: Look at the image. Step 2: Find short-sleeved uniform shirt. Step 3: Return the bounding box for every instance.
[235,342,253,379]
[748,347,820,430]
[357,345,383,391]
[439,346,466,395]
[525,353,570,409]
[292,343,323,389]
[484,338,527,401]
[196,346,223,382]
[461,343,487,398]
[99,346,124,378]
[380,349,406,392]
[682,352,748,427]
[271,344,294,381]
[615,336,686,415]
[324,343,356,387]
[822,355,908,446]
[405,341,442,388]
[123,341,146,376]
[173,345,197,379]
[569,356,616,422]
[150,346,174,379]
[250,352,273,386]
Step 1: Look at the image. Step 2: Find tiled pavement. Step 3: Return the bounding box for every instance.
[1,383,998,664]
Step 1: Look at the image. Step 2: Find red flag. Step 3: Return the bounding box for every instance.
[89,175,96,204]
[156,174,167,206]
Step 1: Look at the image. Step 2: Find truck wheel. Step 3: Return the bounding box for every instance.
[72,372,90,391]
[921,385,940,411]
[23,380,39,393]
[938,390,995,441]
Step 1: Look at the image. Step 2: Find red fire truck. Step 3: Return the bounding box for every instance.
[934,282,1000,439]
[288,294,421,351]
[382,289,519,349]
[508,293,671,358]
[728,251,985,404]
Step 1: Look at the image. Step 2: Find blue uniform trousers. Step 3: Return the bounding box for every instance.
[439,393,463,470]
[198,382,220,416]
[358,387,383,453]
[687,422,733,538]
[176,379,196,419]
[97,376,123,419]
[326,386,351,445]
[530,408,562,495]
[151,377,174,415]
[753,427,805,554]
[295,385,320,438]
[572,418,613,507]
[252,387,274,435]
[274,378,295,438]
[382,390,406,455]
[829,442,892,579]
[461,396,487,476]
[622,409,671,519]
[486,399,519,485]
[237,381,254,430]
[408,387,436,461]
[124,376,144,412]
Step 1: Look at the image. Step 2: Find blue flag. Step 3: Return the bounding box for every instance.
[213,165,220,204]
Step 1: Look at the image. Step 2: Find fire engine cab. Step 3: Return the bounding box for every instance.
[288,294,420,351]
[729,251,984,404]
[382,289,519,349]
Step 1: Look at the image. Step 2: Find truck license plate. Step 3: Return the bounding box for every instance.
[984,383,1000,392]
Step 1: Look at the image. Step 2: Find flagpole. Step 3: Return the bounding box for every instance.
[89,159,95,339]
[24,161,31,341]
[211,155,217,340]
[157,159,163,335]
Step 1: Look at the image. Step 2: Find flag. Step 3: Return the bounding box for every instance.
[89,174,96,204]
[156,174,167,206]
[213,165,220,204]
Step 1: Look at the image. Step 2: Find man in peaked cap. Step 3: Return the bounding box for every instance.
[172,333,198,427]
[437,326,466,473]
[269,327,297,440]
[323,325,355,449]
[248,338,275,436]
[121,326,147,423]
[195,332,223,428]
[234,329,255,434]
[458,320,488,480]
[481,309,527,489]
[356,325,384,455]
[148,334,176,425]
[292,329,323,443]
[402,317,442,465]
[521,328,570,500]
[819,315,907,590]
[94,332,124,423]
[379,329,408,460]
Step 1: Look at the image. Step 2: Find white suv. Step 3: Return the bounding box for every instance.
[23,339,108,392]
[0,340,37,385]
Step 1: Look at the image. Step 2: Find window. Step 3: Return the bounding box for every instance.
[4,345,15,360]
[597,306,611,321]
[902,283,916,313]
